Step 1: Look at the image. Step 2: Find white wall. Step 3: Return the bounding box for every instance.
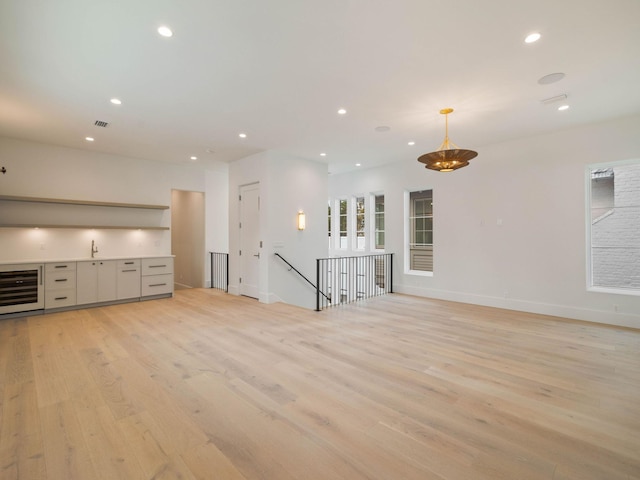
[0,137,228,277]
[229,151,328,310]
[329,114,640,328]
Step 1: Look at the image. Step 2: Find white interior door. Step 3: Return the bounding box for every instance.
[239,183,260,299]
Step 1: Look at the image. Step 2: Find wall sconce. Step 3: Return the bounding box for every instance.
[297,211,306,230]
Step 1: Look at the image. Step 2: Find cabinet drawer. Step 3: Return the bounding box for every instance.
[46,262,76,273]
[141,273,173,296]
[45,289,76,308]
[141,258,173,276]
[45,270,76,289]
[117,267,141,300]
[117,259,141,269]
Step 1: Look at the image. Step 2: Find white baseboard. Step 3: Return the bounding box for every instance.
[395,284,640,329]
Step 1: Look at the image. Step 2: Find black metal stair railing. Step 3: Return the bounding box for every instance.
[209,252,229,292]
[316,253,393,310]
[275,252,393,311]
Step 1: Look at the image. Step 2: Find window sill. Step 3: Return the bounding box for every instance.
[406,269,433,277]
[588,286,640,297]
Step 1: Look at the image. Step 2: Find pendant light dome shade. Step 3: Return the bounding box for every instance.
[417,108,478,172]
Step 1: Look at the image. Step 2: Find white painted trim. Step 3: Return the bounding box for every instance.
[395,284,640,329]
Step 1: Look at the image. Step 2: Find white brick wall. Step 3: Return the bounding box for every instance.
[592,163,640,288]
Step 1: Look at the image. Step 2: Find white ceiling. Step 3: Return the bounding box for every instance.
[1,0,639,174]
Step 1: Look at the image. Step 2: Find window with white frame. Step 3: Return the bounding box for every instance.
[339,199,348,249]
[327,200,332,248]
[408,189,433,272]
[355,196,365,250]
[374,194,385,250]
[587,160,640,294]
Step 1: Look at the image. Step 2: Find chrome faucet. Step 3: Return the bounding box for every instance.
[91,239,98,258]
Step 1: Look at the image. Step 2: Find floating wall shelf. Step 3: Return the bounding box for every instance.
[0,195,170,210]
[0,195,170,230]
[0,224,169,230]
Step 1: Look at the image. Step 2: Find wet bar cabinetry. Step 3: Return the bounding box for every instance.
[77,260,117,305]
[141,257,174,296]
[117,259,141,300]
[0,256,173,317]
[44,262,76,309]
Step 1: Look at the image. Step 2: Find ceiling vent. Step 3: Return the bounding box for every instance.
[94,120,109,128]
[540,94,567,105]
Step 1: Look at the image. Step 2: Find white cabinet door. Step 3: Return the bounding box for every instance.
[117,259,141,300]
[98,261,117,302]
[77,260,117,304]
[77,261,98,305]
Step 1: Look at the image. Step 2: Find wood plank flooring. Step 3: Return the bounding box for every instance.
[1,289,639,479]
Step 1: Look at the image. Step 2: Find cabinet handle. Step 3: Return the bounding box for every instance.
[55,265,68,269]
[124,261,135,265]
[149,283,167,287]
[55,278,68,282]
[149,265,166,268]
[122,269,137,273]
[55,296,68,300]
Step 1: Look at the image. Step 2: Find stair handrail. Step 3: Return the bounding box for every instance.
[274,253,330,308]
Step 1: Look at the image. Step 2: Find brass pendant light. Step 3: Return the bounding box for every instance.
[417,108,478,172]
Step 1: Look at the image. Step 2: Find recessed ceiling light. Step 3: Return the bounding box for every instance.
[408,141,415,146]
[525,32,541,44]
[190,156,198,160]
[110,98,122,105]
[158,26,173,37]
[337,108,347,115]
[238,133,247,138]
[320,153,327,157]
[558,105,570,111]
[355,163,361,167]
[85,137,94,142]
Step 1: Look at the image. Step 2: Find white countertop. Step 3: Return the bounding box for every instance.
[0,255,174,266]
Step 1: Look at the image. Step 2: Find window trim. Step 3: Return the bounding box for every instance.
[354,195,365,251]
[585,158,640,297]
[338,198,348,250]
[404,188,434,277]
[371,192,385,252]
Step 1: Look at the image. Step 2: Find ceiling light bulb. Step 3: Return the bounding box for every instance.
[110,98,122,105]
[320,153,327,157]
[85,137,94,142]
[190,156,197,160]
[408,141,415,146]
[337,108,347,115]
[355,163,361,167]
[558,105,570,111]
[238,133,247,138]
[525,32,541,43]
[158,26,173,37]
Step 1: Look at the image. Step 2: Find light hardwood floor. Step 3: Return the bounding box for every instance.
[1,289,639,479]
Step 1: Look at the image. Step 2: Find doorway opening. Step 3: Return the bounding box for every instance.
[171,189,205,289]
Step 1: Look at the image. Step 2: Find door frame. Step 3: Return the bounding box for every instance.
[239,183,261,299]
